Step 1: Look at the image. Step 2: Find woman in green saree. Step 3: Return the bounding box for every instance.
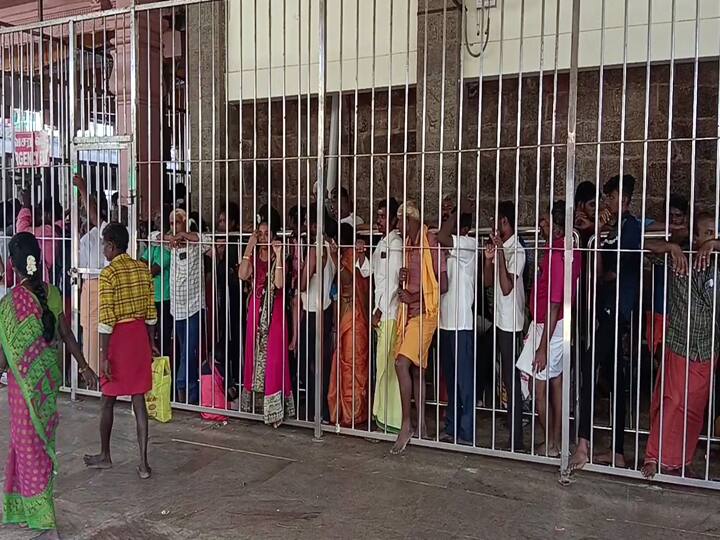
[0,232,96,539]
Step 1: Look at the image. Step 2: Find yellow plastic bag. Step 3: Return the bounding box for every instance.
[146,356,172,423]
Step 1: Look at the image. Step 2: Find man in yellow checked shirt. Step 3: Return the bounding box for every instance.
[391,201,447,455]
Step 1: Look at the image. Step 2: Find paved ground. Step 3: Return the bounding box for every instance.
[1,395,719,539]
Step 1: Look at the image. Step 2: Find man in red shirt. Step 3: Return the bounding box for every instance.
[516,201,582,457]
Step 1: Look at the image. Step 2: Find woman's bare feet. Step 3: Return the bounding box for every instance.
[641,461,658,479]
[391,426,413,455]
[569,439,590,471]
[83,453,112,469]
[535,441,560,458]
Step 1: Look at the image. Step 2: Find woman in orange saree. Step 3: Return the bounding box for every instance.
[328,226,370,427]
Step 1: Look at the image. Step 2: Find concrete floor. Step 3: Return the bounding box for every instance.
[0,395,719,539]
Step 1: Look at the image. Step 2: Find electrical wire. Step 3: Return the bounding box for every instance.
[453,0,491,58]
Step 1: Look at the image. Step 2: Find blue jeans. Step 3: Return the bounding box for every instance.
[440,329,475,443]
[175,311,200,405]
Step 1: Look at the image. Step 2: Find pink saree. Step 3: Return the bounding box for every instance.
[241,256,295,425]
[1,285,63,531]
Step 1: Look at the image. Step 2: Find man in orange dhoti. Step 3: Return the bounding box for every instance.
[391,202,447,455]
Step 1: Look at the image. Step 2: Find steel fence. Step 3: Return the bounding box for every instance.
[0,0,718,491]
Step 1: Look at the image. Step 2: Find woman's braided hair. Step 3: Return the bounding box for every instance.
[9,232,55,343]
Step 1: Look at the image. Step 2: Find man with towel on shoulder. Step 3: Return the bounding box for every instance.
[391,201,448,455]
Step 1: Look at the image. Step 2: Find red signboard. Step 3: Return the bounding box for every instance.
[14,131,50,168]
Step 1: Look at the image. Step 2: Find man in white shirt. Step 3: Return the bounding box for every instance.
[484,201,526,451]
[166,208,212,405]
[365,198,404,432]
[74,175,109,378]
[437,210,477,444]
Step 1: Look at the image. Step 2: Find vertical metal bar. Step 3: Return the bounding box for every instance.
[69,20,78,401]
[472,0,488,449]
[303,0,311,423]
[492,0,507,453]
[341,0,350,431]
[680,0,701,479]
[398,0,411,436]
[449,0,468,447]
[508,0,526,454]
[633,0,653,472]
[281,0,288,420]
[607,0,630,472]
[222,1,230,408]
[560,0,581,478]
[314,0,327,440]
[658,0,678,473]
[705,6,720,482]
[250,0,257,416]
[295,0,303,420]
[209,0,218,413]
[236,0,245,405]
[532,0,547,450]
[587,0,607,466]
[129,9,138,255]
[542,0,562,459]
[414,0,428,445]
[434,0,448,446]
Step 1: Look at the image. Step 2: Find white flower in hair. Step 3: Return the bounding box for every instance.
[26,255,37,276]
[256,214,262,225]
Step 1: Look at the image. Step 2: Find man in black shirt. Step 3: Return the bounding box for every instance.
[572,174,642,470]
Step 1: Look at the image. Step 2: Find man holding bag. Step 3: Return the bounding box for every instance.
[84,222,159,480]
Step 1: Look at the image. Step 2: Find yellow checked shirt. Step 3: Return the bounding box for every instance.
[98,253,158,334]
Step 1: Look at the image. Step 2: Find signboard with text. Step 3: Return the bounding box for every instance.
[14,131,50,168]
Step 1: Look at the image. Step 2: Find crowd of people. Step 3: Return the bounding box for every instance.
[0,172,719,537]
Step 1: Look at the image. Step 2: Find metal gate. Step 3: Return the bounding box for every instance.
[0,0,718,492]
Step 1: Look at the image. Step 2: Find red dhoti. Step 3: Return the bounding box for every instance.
[100,319,153,397]
[644,350,712,471]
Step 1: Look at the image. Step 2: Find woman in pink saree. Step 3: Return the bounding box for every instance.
[1,232,96,539]
[238,206,295,426]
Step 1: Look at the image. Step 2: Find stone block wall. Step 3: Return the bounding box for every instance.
[460,60,720,226]
[219,59,718,230]
[221,88,417,230]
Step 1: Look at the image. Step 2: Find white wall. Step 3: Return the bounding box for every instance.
[463,0,720,77]
[226,0,418,101]
[226,0,720,101]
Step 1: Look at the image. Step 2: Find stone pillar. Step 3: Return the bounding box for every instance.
[110,4,162,219]
[416,0,461,224]
[186,1,227,222]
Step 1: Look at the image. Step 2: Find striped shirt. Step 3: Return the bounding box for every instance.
[98,253,157,334]
[169,234,211,320]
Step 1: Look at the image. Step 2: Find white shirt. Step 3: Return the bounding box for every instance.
[340,213,364,226]
[170,233,212,320]
[300,243,335,312]
[79,221,109,277]
[494,234,526,333]
[370,230,403,321]
[440,235,477,331]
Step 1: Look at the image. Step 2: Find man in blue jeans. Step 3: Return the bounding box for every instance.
[437,210,476,444]
[166,208,211,405]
